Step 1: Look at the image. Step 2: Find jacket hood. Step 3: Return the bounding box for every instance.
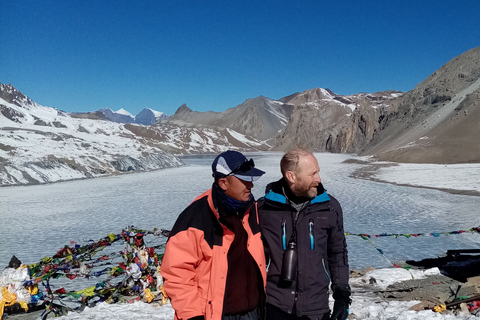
[264,178,330,205]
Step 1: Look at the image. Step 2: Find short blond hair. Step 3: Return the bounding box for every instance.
[280,148,313,177]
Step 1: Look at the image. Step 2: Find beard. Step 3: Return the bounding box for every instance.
[306,186,318,198]
[291,181,318,198]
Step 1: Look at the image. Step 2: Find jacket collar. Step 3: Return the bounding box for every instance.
[202,188,253,221]
[264,178,330,205]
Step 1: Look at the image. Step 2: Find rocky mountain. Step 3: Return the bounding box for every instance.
[0,84,271,186]
[0,84,183,186]
[167,96,294,141]
[1,46,478,187]
[360,46,480,164]
[135,108,169,125]
[268,46,480,164]
[159,88,407,156]
[125,122,269,154]
[158,45,480,164]
[99,107,169,125]
[271,88,403,153]
[99,107,135,123]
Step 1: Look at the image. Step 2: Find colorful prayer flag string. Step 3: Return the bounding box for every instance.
[344,225,480,239]
[344,225,480,273]
[12,226,171,317]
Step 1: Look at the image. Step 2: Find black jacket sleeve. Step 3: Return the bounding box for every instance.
[327,195,350,288]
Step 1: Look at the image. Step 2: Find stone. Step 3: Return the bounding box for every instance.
[456,284,480,298]
[466,276,480,286]
[409,301,437,311]
[349,269,366,278]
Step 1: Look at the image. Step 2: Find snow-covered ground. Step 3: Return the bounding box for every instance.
[1,153,480,319]
[0,95,182,185]
[34,267,477,320]
[373,162,480,193]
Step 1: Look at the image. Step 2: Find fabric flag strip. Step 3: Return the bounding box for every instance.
[344,225,480,272]
[1,226,169,318]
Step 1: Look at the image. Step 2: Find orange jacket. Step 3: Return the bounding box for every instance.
[161,189,266,320]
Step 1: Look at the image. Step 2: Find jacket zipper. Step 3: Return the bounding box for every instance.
[208,301,214,318]
[281,218,286,250]
[322,258,331,282]
[309,219,314,250]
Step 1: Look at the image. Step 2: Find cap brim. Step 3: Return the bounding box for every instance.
[232,167,265,182]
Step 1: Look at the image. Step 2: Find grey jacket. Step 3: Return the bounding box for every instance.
[258,179,350,317]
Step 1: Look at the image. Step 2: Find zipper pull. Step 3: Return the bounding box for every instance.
[309,219,314,250]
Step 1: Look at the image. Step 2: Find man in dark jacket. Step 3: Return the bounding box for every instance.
[258,148,351,320]
[161,150,267,320]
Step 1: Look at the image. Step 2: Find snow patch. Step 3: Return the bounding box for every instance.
[226,128,263,146]
[350,268,441,290]
[374,162,480,192]
[115,108,134,116]
[148,108,165,118]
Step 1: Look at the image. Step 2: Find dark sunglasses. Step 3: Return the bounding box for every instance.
[227,158,255,175]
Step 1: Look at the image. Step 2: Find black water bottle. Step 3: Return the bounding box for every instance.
[280,241,298,282]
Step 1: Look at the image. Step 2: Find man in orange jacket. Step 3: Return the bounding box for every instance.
[161,150,267,320]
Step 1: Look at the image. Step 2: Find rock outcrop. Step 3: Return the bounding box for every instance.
[272,89,402,153]
[167,96,294,142]
[361,46,480,163]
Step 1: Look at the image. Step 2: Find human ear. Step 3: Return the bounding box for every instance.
[218,178,229,191]
[285,170,296,184]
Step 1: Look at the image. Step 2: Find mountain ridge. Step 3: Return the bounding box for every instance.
[360,46,480,163]
[0,85,273,186]
[1,45,479,186]
[98,107,169,125]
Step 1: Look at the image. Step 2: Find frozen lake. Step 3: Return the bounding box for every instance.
[1,152,479,271]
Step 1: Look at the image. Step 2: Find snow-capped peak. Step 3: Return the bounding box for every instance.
[115,108,134,116]
[148,108,165,118]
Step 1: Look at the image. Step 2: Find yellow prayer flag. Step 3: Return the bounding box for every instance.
[144,288,154,303]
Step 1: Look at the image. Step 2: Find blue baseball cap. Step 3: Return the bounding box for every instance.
[212,150,265,182]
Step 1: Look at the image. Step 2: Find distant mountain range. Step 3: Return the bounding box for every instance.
[97,107,169,125]
[1,45,479,185]
[0,84,182,186]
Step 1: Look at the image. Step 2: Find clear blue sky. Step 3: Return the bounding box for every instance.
[1,1,479,116]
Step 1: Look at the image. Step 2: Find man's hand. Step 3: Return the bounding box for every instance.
[330,284,351,320]
[330,297,349,320]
